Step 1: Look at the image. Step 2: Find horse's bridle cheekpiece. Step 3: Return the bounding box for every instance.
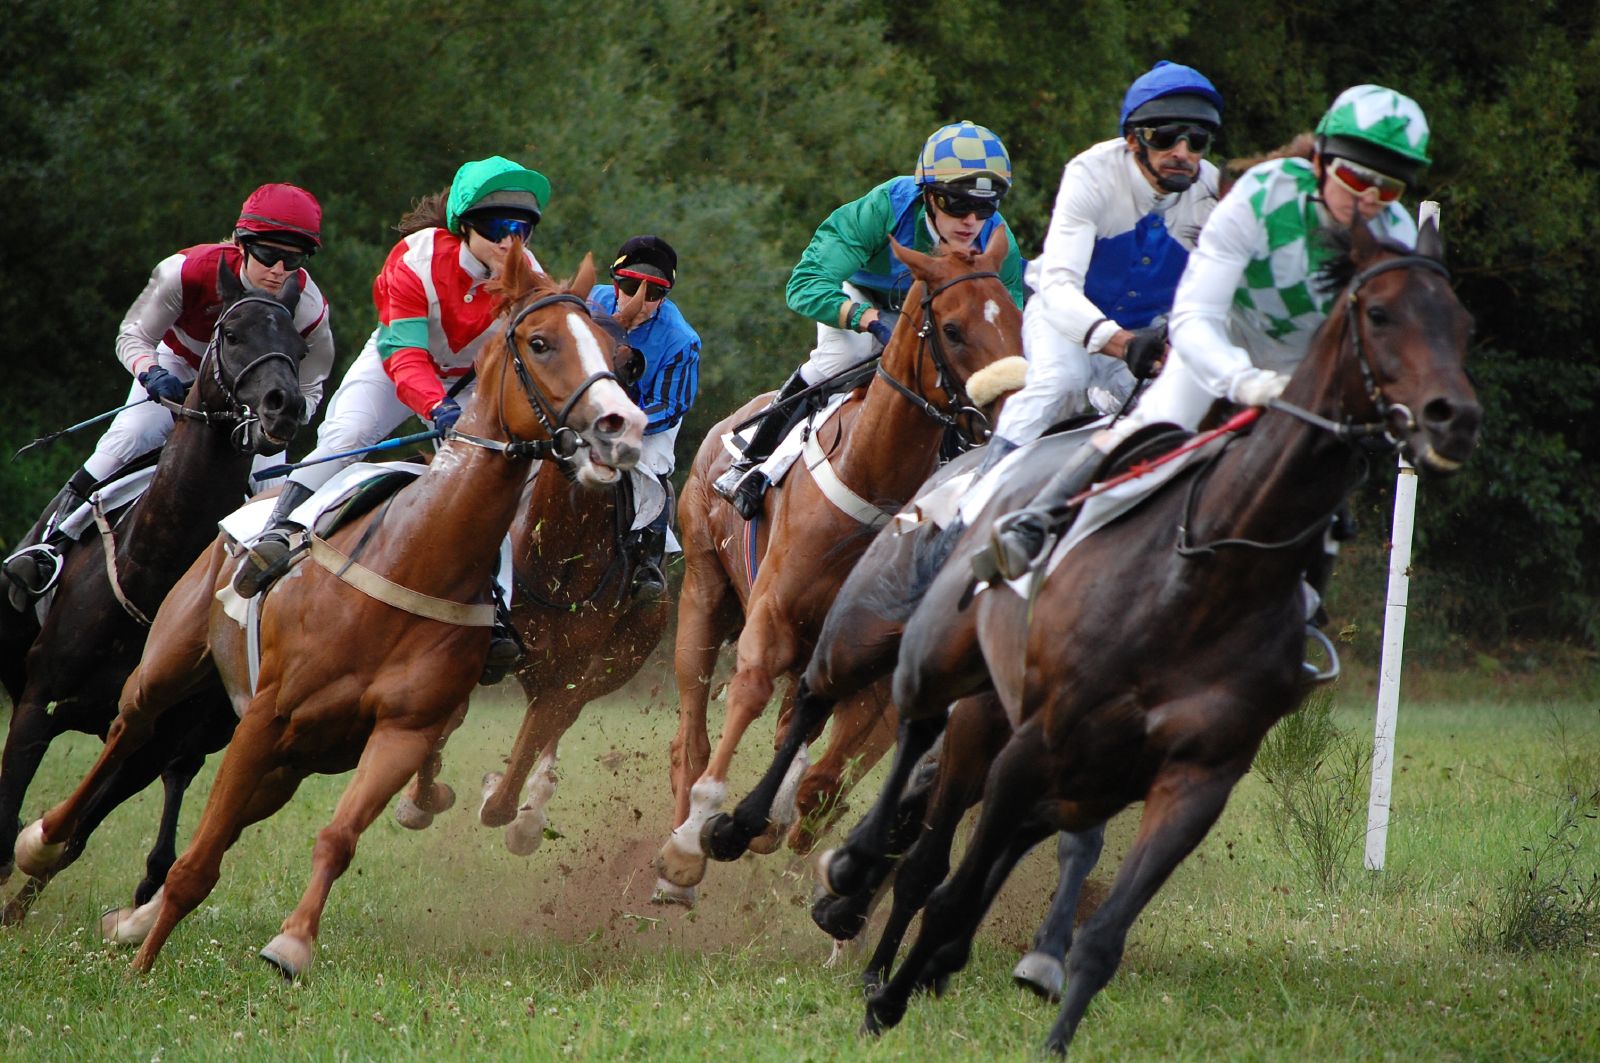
[873,270,1004,448]
[165,295,301,452]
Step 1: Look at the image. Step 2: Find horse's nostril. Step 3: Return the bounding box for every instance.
[262,388,287,415]
[595,413,626,438]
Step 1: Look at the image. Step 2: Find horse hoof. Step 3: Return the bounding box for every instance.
[424,782,456,814]
[861,967,884,996]
[649,877,697,908]
[393,796,435,831]
[1013,951,1065,1003]
[101,890,164,946]
[479,772,515,828]
[861,992,903,1037]
[503,815,546,857]
[656,836,708,888]
[13,820,64,879]
[817,847,868,898]
[785,822,821,856]
[701,813,751,862]
[811,891,868,941]
[100,906,139,944]
[745,821,784,856]
[259,933,314,980]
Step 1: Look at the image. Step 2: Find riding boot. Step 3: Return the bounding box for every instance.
[712,368,810,519]
[3,467,97,610]
[973,445,1103,583]
[232,480,315,598]
[973,436,1019,478]
[628,523,670,601]
[480,597,524,686]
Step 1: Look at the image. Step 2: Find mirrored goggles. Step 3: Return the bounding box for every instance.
[468,213,538,243]
[1133,123,1214,153]
[1326,157,1407,203]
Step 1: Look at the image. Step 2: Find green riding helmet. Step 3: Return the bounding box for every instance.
[1315,85,1431,185]
[446,156,552,235]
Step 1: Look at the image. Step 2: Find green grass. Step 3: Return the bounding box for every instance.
[1,688,1596,1061]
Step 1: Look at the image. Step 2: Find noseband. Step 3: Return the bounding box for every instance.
[451,292,620,462]
[872,270,1004,447]
[165,295,302,451]
[1269,253,1452,451]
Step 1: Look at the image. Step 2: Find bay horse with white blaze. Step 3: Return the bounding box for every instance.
[15,246,646,975]
[656,237,1025,902]
[0,267,309,918]
[829,218,1479,1054]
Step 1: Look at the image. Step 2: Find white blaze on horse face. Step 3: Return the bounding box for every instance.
[562,310,641,433]
[983,298,1001,325]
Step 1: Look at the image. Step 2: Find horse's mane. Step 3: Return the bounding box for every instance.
[1220,132,1315,199]
[1312,226,1416,295]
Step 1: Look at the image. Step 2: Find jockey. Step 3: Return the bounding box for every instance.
[982,61,1223,470]
[587,235,701,600]
[1,183,334,609]
[712,120,1027,519]
[984,84,1431,581]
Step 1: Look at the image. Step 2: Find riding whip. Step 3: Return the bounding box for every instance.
[251,429,443,482]
[11,398,156,461]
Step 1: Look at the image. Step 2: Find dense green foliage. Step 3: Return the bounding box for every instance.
[2,0,1596,643]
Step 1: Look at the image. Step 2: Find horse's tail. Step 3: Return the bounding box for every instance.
[861,517,966,623]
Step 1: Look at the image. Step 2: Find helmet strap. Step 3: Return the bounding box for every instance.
[1130,135,1197,194]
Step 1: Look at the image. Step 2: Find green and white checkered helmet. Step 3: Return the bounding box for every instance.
[916,121,1012,197]
[1315,85,1431,183]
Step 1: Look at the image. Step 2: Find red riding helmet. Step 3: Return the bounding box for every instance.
[235,183,323,251]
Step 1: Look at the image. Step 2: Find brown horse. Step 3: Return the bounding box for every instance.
[825,219,1479,1053]
[392,286,668,853]
[0,269,309,915]
[655,236,1025,901]
[14,246,647,975]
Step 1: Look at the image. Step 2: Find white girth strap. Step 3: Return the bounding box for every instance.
[801,430,893,529]
[309,532,496,627]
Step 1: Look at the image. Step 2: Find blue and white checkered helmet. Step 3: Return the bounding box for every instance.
[915,121,1012,198]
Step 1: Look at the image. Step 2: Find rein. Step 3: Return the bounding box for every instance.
[872,269,1002,447]
[162,295,300,451]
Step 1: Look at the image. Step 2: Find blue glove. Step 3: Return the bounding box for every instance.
[865,309,901,349]
[429,398,462,433]
[137,365,189,403]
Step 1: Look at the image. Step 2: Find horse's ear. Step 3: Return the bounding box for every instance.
[976,227,1011,273]
[498,237,536,303]
[276,272,302,314]
[218,258,245,305]
[570,253,597,300]
[1348,211,1382,266]
[1415,214,1444,261]
[890,236,940,281]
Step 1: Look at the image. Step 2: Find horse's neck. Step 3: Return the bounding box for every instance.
[514,465,621,576]
[116,411,255,574]
[827,341,950,504]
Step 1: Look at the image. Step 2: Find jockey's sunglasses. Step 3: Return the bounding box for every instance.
[614,269,670,302]
[1133,123,1214,153]
[242,241,310,271]
[468,213,538,243]
[929,189,1000,220]
[1326,157,1407,204]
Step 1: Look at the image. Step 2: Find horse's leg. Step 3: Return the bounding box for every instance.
[500,740,561,857]
[864,725,1054,1035]
[262,720,437,979]
[1013,824,1107,1003]
[701,678,817,862]
[1044,759,1243,1056]
[0,693,65,884]
[396,701,467,831]
[787,685,898,854]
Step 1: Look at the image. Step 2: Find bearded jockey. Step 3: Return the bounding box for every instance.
[587,235,701,600]
[712,121,1027,519]
[984,84,1432,582]
[981,61,1223,473]
[2,184,334,609]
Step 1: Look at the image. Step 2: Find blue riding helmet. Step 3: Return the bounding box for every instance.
[1120,61,1224,131]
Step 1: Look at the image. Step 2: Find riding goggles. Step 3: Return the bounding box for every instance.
[242,241,311,271]
[1133,123,1214,153]
[928,188,1000,220]
[1326,157,1407,203]
[468,213,538,243]
[614,269,670,302]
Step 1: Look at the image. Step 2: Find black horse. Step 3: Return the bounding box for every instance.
[0,264,308,920]
[812,218,1477,1054]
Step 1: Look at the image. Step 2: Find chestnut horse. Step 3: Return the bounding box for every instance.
[0,268,309,917]
[819,219,1479,1053]
[15,247,646,976]
[656,237,1025,902]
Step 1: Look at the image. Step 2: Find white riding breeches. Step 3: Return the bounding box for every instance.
[83,351,199,481]
[996,299,1139,446]
[798,282,886,386]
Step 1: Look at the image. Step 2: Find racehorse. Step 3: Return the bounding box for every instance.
[821,217,1479,1053]
[15,246,647,976]
[655,236,1026,902]
[395,321,671,853]
[0,266,309,917]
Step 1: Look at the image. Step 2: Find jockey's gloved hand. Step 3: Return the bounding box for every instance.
[428,398,462,433]
[1124,324,1168,380]
[137,365,189,404]
[1227,368,1290,408]
[865,309,902,349]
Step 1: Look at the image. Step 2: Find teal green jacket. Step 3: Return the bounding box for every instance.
[785,176,1026,327]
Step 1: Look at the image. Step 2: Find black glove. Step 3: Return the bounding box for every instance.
[137,365,189,403]
[865,309,902,349]
[428,398,462,433]
[1124,324,1168,381]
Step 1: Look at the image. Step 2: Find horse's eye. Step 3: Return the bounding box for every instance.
[942,322,963,342]
[222,329,238,344]
[1365,304,1390,326]
[526,335,550,354]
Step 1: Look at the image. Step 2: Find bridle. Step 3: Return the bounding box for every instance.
[872,269,1005,448]
[162,295,302,451]
[1267,253,1452,452]
[449,292,620,462]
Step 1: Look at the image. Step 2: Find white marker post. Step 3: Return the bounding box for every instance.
[1364,200,1439,872]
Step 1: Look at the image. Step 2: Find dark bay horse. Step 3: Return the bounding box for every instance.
[15,247,647,975]
[0,267,309,914]
[828,219,1479,1053]
[656,237,1026,903]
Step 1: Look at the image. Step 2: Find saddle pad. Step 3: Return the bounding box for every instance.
[55,466,159,542]
[718,392,854,490]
